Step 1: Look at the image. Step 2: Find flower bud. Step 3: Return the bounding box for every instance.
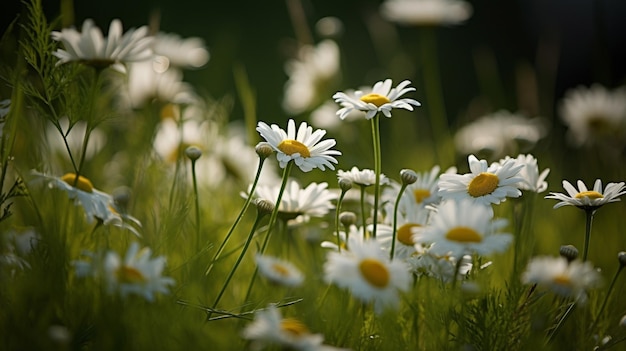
[255,142,274,160]
[256,199,275,216]
[185,146,202,161]
[400,169,418,185]
[339,211,357,228]
[338,178,353,192]
[559,244,579,263]
[618,251,626,267]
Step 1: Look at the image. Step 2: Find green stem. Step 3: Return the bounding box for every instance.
[359,185,368,238]
[589,265,623,332]
[208,207,268,320]
[370,114,381,238]
[335,190,347,252]
[73,68,101,185]
[191,158,201,250]
[205,158,266,276]
[582,209,595,261]
[546,301,576,344]
[390,183,409,260]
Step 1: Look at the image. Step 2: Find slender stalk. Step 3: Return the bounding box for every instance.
[546,301,576,344]
[359,185,368,238]
[390,183,409,260]
[208,206,269,320]
[589,265,624,332]
[370,114,381,238]
[73,68,101,186]
[190,157,201,250]
[205,158,266,276]
[334,189,348,253]
[450,254,465,290]
[582,209,595,261]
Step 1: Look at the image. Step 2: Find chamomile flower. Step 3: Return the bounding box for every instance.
[251,180,336,222]
[417,199,513,258]
[321,225,367,251]
[559,84,626,146]
[385,165,447,211]
[103,242,175,301]
[324,238,411,313]
[337,166,389,187]
[333,79,421,120]
[51,19,152,69]
[282,39,341,115]
[407,248,473,282]
[497,154,550,193]
[242,304,338,351]
[255,254,304,287]
[375,202,430,259]
[122,60,196,108]
[438,154,524,207]
[152,32,210,68]
[256,119,340,172]
[380,0,473,26]
[545,179,626,210]
[521,256,601,303]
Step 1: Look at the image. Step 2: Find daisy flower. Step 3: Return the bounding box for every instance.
[407,248,473,282]
[375,202,430,259]
[417,198,513,258]
[256,119,340,172]
[324,238,411,313]
[51,19,153,69]
[321,225,367,251]
[152,32,210,69]
[242,304,342,351]
[333,79,421,120]
[521,256,601,303]
[559,84,626,146]
[103,242,175,301]
[384,165,447,211]
[438,154,524,207]
[282,39,341,115]
[251,180,336,222]
[255,254,304,287]
[545,179,626,210]
[337,166,389,187]
[496,154,550,193]
[454,110,547,159]
[380,0,473,26]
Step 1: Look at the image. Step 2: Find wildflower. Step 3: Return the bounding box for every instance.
[321,225,367,251]
[255,254,304,287]
[521,256,601,303]
[256,119,340,172]
[501,154,550,193]
[251,180,336,222]
[152,32,209,69]
[545,179,626,211]
[337,166,389,187]
[242,304,341,351]
[51,19,152,69]
[333,79,420,120]
[324,238,411,313]
[380,0,473,26]
[416,199,512,258]
[454,110,547,160]
[282,40,341,115]
[153,117,207,164]
[385,165,446,211]
[310,100,363,131]
[407,248,473,282]
[103,242,175,301]
[375,201,430,258]
[559,84,626,146]
[438,154,524,207]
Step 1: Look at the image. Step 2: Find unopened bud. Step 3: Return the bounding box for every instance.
[338,178,353,192]
[559,245,579,263]
[185,146,202,161]
[339,211,357,228]
[255,142,274,160]
[255,199,275,216]
[400,169,418,185]
[618,251,626,267]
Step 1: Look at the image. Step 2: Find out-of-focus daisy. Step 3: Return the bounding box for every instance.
[255,254,304,287]
[496,154,550,193]
[283,40,341,115]
[0,228,40,274]
[454,110,547,160]
[407,248,473,282]
[521,256,601,303]
[385,165,447,212]
[153,117,208,163]
[121,60,196,109]
[380,0,473,26]
[51,19,152,69]
[32,172,141,235]
[545,179,626,211]
[321,225,367,251]
[310,100,363,132]
[256,119,340,172]
[103,242,175,301]
[438,154,524,207]
[46,117,107,163]
[324,238,411,313]
[242,304,342,351]
[251,180,336,222]
[333,79,421,120]
[559,84,626,147]
[337,166,389,187]
[152,32,209,69]
[417,199,512,258]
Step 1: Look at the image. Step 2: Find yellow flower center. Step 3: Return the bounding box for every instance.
[116,265,146,284]
[575,191,604,200]
[160,103,180,120]
[277,139,310,157]
[359,258,390,288]
[280,318,310,336]
[271,263,291,277]
[360,93,391,107]
[552,274,572,286]
[445,226,483,243]
[61,173,94,193]
[413,189,431,204]
[397,223,420,246]
[468,172,499,197]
